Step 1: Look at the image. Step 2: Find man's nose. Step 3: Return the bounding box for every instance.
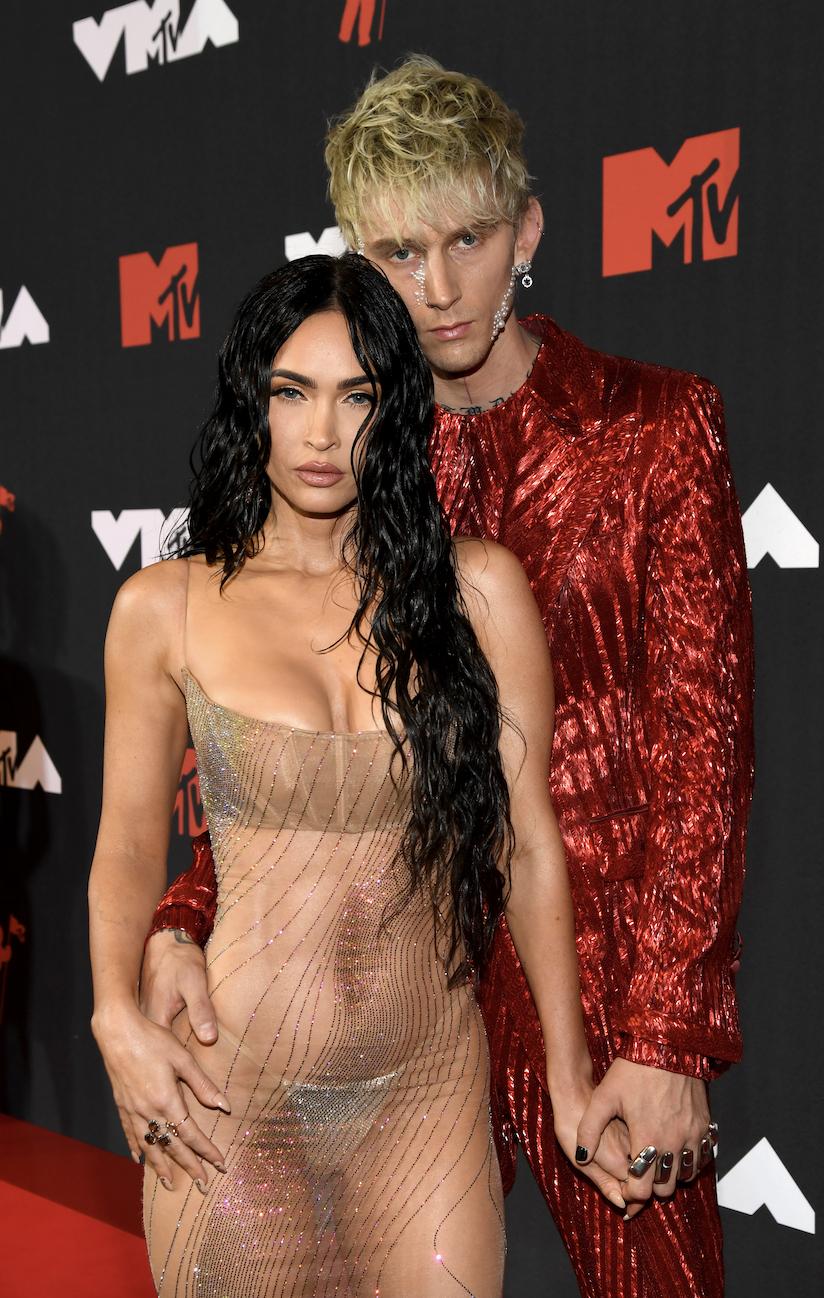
[423,252,460,311]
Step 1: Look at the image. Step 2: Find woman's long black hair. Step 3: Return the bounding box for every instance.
[186,253,512,983]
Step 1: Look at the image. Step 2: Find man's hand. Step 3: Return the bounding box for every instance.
[575,1059,712,1218]
[140,928,217,1044]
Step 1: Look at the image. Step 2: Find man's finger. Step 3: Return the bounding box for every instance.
[177,1053,231,1115]
[179,973,218,1046]
[167,1112,228,1174]
[576,1087,618,1160]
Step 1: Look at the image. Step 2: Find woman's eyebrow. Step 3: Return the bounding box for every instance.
[270,368,315,387]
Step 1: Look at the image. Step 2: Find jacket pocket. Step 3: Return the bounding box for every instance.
[589,804,649,881]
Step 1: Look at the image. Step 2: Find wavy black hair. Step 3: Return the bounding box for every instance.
[185,253,512,983]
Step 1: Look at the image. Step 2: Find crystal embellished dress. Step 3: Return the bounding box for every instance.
[144,670,505,1297]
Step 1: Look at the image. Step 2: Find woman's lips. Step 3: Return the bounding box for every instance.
[430,321,472,341]
[295,463,346,487]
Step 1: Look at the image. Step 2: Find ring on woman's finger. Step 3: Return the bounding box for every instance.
[627,1145,658,1177]
[679,1149,695,1177]
[144,1119,173,1148]
[708,1121,719,1147]
[654,1152,674,1184]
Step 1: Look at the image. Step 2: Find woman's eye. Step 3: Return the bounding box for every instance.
[272,386,302,400]
[347,391,373,406]
[390,248,412,262]
[457,233,478,248]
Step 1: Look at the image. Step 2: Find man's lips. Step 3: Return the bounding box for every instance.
[429,321,472,340]
[295,463,346,487]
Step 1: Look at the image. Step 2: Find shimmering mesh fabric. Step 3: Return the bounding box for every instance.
[148,314,754,1297]
[145,672,504,1297]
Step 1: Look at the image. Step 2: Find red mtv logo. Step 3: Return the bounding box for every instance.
[173,747,206,837]
[603,129,739,276]
[119,242,200,346]
[338,0,385,45]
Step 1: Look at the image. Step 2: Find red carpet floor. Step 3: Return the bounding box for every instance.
[0,1113,156,1297]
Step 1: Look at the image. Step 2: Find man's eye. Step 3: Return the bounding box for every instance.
[391,249,412,262]
[457,233,478,248]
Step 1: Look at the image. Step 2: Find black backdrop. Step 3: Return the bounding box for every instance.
[1,3,821,1294]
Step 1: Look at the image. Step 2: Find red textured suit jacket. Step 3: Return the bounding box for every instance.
[154,315,754,1087]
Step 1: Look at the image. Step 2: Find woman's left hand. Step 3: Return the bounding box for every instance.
[548,1072,632,1211]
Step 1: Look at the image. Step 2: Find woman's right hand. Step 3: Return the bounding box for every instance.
[91,1002,230,1190]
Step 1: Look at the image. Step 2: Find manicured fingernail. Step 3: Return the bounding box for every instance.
[623,1213,631,1222]
[215,1163,228,1174]
[131,1151,141,1164]
[217,1098,231,1113]
[159,1177,171,1191]
[195,1179,207,1194]
[575,1145,589,1163]
[610,1192,626,1209]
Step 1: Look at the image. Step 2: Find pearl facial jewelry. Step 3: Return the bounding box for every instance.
[491,266,517,341]
[411,258,427,307]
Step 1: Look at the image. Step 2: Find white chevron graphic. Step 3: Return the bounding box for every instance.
[717,1137,815,1233]
[742,484,819,568]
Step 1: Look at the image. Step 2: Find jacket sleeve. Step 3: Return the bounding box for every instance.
[145,831,217,948]
[613,374,754,1079]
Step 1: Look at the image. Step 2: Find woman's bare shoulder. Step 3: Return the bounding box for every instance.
[107,559,191,657]
[453,537,533,604]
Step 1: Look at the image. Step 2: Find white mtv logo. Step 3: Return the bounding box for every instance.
[0,732,62,794]
[284,227,349,261]
[717,1137,815,1233]
[742,484,819,568]
[0,287,49,349]
[92,507,190,569]
[73,0,239,81]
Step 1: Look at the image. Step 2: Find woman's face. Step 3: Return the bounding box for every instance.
[266,309,377,519]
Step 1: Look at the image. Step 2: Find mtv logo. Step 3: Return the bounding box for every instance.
[173,747,206,836]
[742,484,819,568]
[285,227,349,261]
[0,732,62,794]
[603,129,739,276]
[119,243,199,347]
[0,287,49,349]
[717,1137,815,1233]
[92,507,190,569]
[73,0,239,82]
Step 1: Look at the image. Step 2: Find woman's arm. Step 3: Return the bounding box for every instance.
[458,539,629,1209]
[89,561,228,1188]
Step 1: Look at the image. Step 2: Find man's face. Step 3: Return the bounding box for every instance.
[359,211,519,377]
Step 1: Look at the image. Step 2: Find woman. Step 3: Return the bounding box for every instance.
[89,255,615,1297]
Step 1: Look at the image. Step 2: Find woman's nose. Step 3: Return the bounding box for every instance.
[307,401,339,450]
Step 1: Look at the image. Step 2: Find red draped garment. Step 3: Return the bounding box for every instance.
[150,317,754,1297]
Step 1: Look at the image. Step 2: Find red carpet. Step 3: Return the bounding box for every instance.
[0,1113,155,1297]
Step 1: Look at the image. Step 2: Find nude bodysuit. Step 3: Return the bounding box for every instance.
[144,668,505,1296]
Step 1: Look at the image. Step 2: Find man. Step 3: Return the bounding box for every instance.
[141,58,753,1296]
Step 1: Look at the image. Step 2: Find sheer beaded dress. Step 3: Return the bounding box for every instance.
[144,670,505,1297]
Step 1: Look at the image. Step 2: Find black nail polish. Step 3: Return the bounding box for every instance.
[575,1145,589,1163]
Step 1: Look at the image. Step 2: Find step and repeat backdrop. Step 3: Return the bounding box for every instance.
[0,2,821,1294]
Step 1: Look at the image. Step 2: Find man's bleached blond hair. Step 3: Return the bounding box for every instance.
[326,56,533,247]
